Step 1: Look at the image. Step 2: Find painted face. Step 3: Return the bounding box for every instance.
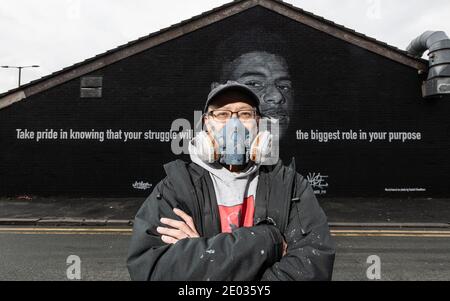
[226,51,293,140]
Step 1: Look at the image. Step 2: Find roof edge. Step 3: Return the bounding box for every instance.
[0,0,260,109]
[259,0,427,71]
[0,0,428,110]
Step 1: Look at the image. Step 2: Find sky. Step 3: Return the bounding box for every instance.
[1,0,449,94]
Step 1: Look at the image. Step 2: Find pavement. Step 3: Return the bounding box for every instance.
[0,196,449,227]
[0,197,138,226]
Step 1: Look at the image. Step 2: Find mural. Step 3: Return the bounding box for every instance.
[211,28,293,140]
[0,6,449,198]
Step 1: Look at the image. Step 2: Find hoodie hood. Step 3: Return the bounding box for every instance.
[189,135,260,207]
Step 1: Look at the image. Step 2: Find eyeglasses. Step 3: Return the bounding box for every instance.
[207,109,259,122]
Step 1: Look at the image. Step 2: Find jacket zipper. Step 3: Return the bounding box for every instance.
[281,170,296,233]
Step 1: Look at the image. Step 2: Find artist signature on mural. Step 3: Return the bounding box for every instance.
[132,181,153,190]
[307,173,329,195]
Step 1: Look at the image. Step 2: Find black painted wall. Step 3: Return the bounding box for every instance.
[0,6,449,198]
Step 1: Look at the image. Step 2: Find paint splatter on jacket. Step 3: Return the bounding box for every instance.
[127,159,335,281]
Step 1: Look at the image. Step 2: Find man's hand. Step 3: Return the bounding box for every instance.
[282,239,288,257]
[156,208,200,244]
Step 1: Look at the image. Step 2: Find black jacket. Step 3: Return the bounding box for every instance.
[127,159,335,281]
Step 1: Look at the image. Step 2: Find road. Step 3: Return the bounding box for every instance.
[0,227,449,281]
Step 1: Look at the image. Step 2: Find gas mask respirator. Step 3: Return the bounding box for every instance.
[213,117,255,166]
[190,117,278,166]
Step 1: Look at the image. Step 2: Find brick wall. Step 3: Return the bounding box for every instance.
[0,7,448,198]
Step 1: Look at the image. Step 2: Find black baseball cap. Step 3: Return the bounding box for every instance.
[204,81,261,114]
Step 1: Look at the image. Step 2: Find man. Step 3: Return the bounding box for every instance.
[127,81,335,281]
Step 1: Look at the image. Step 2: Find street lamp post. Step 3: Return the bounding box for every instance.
[1,65,40,87]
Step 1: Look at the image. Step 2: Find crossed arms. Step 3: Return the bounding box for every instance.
[127,176,335,281]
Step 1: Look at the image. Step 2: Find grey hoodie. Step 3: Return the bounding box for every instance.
[189,138,260,232]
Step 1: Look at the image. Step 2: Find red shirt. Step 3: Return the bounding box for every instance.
[218,195,255,233]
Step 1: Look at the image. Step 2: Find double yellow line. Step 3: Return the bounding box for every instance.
[331,229,450,238]
[0,227,133,235]
[0,227,449,237]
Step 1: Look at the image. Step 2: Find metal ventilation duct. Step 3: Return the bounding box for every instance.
[407,31,450,97]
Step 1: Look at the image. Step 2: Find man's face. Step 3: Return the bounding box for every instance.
[204,99,259,133]
[219,51,293,140]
